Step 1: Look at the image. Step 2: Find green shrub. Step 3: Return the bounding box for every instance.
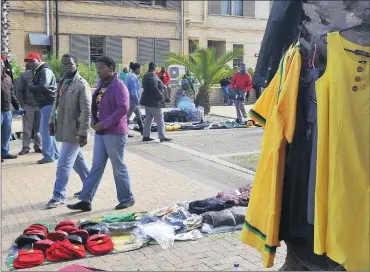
[10,59,24,80]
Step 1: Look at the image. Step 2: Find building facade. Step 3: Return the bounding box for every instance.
[9,0,182,66]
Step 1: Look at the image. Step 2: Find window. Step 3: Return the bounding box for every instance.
[139,0,165,7]
[232,0,243,16]
[233,44,243,68]
[90,36,105,64]
[189,40,199,54]
[154,0,165,7]
[209,0,255,17]
[138,38,170,66]
[221,0,231,15]
[139,0,152,5]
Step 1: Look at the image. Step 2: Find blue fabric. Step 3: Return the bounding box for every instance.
[40,104,59,161]
[222,86,233,104]
[52,142,90,202]
[79,134,133,204]
[125,73,141,106]
[1,111,12,157]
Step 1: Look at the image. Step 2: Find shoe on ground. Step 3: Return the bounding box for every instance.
[34,148,42,153]
[2,154,18,159]
[67,201,92,212]
[115,199,135,210]
[224,103,228,106]
[160,137,172,142]
[142,137,155,142]
[74,191,81,197]
[45,199,64,209]
[19,147,30,155]
[37,159,54,164]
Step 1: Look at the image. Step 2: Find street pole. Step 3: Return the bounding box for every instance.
[55,0,59,58]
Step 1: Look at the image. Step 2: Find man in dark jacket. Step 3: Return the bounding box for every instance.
[16,62,42,155]
[26,53,59,164]
[140,62,171,142]
[220,76,233,106]
[1,58,21,161]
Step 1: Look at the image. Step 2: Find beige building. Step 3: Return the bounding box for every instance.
[9,0,182,66]
[9,0,270,70]
[184,0,271,69]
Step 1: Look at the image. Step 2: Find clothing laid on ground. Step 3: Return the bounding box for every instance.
[216,184,252,206]
[188,197,233,215]
[241,43,301,268]
[314,32,369,271]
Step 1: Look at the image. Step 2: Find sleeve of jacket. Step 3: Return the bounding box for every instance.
[10,84,20,110]
[15,73,26,107]
[78,80,92,136]
[230,74,237,90]
[29,69,54,93]
[245,73,252,92]
[100,83,129,130]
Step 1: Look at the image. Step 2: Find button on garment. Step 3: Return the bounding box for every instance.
[355,76,361,82]
[315,32,369,271]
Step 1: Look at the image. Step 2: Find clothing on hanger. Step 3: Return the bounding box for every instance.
[314,32,369,271]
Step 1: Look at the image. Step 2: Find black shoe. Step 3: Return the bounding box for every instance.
[160,137,172,142]
[142,137,155,142]
[45,199,64,209]
[19,147,30,155]
[34,148,42,153]
[74,191,81,197]
[115,199,135,210]
[37,159,54,164]
[67,201,92,212]
[2,154,18,159]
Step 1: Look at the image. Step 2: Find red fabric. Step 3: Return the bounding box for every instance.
[157,71,171,85]
[55,220,76,230]
[47,230,68,241]
[1,56,5,61]
[46,240,86,262]
[57,225,79,233]
[24,224,48,236]
[86,234,114,255]
[23,229,46,239]
[24,53,41,62]
[13,249,44,269]
[230,72,252,92]
[70,229,89,243]
[62,239,86,258]
[33,239,54,252]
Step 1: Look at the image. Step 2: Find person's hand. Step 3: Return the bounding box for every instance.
[49,124,55,136]
[91,122,104,132]
[79,135,87,148]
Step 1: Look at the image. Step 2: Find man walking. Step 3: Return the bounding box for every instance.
[230,63,252,122]
[26,53,59,164]
[125,62,144,137]
[45,54,91,209]
[220,76,233,106]
[16,62,42,155]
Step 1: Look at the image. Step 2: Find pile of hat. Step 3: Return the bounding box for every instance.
[13,221,114,269]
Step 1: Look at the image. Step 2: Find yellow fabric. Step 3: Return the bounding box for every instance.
[240,44,301,268]
[314,32,370,271]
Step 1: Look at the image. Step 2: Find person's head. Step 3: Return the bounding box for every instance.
[61,53,78,78]
[148,61,156,72]
[96,56,116,81]
[129,62,135,71]
[181,79,189,90]
[240,63,247,74]
[123,67,129,73]
[161,66,166,73]
[132,63,141,75]
[24,53,41,70]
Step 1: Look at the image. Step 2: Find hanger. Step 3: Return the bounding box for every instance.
[319,8,370,58]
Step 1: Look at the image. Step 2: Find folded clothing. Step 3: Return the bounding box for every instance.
[13,249,44,269]
[188,197,234,215]
[201,206,247,229]
[46,239,86,262]
[216,184,252,206]
[55,220,79,233]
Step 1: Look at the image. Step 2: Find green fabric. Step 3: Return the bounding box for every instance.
[101,212,135,223]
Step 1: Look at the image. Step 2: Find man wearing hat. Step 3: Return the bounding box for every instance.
[230,63,252,122]
[25,53,59,164]
[16,60,42,155]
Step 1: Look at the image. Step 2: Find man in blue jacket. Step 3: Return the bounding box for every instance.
[125,62,143,136]
[26,53,59,164]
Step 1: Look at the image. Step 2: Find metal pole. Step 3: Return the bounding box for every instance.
[55,0,59,58]
[46,0,50,36]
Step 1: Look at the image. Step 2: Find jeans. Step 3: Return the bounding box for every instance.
[79,134,133,204]
[222,86,233,105]
[1,111,12,157]
[52,142,90,202]
[40,104,59,161]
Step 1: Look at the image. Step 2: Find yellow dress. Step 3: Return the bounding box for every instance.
[315,32,370,271]
[241,43,301,267]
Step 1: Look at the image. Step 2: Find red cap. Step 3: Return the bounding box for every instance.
[13,249,45,269]
[86,234,114,255]
[24,53,41,62]
[1,56,5,61]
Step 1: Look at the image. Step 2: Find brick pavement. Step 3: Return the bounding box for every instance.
[1,138,285,271]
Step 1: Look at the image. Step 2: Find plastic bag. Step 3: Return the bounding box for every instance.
[97,222,138,236]
[136,222,175,250]
[175,229,203,241]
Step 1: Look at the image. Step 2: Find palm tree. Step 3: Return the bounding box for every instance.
[166,42,243,114]
[1,0,10,56]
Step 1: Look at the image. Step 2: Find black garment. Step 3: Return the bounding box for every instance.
[279,63,313,243]
[29,63,57,109]
[3,58,14,83]
[1,72,20,111]
[140,72,164,108]
[188,197,233,215]
[252,0,304,88]
[219,77,231,87]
